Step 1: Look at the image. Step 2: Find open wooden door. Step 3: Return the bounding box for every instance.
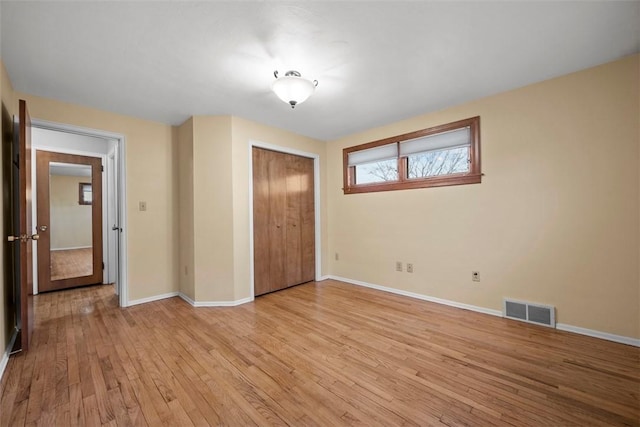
[5,100,36,352]
[36,151,103,292]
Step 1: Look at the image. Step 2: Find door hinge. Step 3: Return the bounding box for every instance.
[102,262,105,270]
[101,165,104,172]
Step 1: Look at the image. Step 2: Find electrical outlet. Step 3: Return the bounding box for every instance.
[396,261,403,272]
[472,271,480,282]
[335,252,339,261]
[406,263,413,273]
[139,201,147,211]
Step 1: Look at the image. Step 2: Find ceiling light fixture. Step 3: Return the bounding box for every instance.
[272,70,318,109]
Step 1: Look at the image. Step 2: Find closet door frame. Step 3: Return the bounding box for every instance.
[249,140,321,300]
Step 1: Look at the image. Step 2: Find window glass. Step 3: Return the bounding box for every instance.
[355,159,398,184]
[407,146,469,179]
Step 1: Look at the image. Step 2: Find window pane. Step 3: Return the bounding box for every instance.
[407,146,469,179]
[355,158,398,184]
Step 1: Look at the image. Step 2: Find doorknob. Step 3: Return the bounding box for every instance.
[38,225,48,232]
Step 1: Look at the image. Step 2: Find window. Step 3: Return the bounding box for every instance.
[79,182,92,205]
[343,116,481,194]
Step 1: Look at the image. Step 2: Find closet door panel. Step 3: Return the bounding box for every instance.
[299,156,315,283]
[267,151,287,292]
[252,148,272,296]
[285,153,303,286]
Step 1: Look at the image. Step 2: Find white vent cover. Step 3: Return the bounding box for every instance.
[503,298,556,328]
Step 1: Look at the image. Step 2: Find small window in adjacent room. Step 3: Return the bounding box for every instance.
[343,116,481,194]
[79,182,92,205]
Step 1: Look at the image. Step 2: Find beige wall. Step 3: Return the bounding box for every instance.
[16,93,179,301]
[177,118,195,300]
[327,54,640,339]
[50,175,92,249]
[192,116,235,301]
[0,59,16,352]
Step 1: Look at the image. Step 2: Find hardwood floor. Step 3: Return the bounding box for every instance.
[50,248,93,281]
[1,280,638,426]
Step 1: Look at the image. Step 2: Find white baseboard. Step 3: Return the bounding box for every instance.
[179,293,253,307]
[556,323,640,347]
[317,275,331,282]
[327,275,502,317]
[178,292,196,306]
[127,291,179,307]
[0,329,18,382]
[127,291,254,308]
[326,275,639,348]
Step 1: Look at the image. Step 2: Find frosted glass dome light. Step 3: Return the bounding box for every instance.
[272,70,318,108]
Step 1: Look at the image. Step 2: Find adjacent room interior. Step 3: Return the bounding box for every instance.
[0,1,638,426]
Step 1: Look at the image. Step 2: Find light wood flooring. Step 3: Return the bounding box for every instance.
[1,280,638,426]
[50,248,93,281]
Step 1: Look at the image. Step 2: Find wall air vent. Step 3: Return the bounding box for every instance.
[503,298,555,328]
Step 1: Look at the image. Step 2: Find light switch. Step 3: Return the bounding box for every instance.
[139,201,147,211]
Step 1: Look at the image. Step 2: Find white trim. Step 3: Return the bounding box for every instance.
[248,140,322,300]
[327,275,502,317]
[127,291,179,307]
[556,323,640,347]
[51,246,92,251]
[178,293,253,307]
[317,275,330,281]
[327,275,640,348]
[32,119,125,140]
[178,292,196,306]
[30,119,128,308]
[0,329,18,382]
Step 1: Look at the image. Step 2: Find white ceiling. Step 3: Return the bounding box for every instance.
[1,1,638,141]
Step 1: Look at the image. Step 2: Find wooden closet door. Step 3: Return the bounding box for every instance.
[253,148,286,295]
[285,154,315,286]
[253,147,315,296]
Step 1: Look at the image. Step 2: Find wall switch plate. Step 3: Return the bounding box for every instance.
[406,263,413,273]
[472,271,480,282]
[139,201,147,211]
[396,261,403,272]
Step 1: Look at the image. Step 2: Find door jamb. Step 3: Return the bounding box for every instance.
[248,140,321,301]
[30,119,129,307]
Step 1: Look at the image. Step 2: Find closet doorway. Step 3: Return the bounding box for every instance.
[252,146,316,296]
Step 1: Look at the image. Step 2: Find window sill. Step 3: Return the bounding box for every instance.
[343,173,482,194]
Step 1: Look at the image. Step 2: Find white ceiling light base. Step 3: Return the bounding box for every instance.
[272,70,318,108]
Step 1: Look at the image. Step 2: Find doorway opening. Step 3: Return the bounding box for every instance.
[30,120,128,307]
